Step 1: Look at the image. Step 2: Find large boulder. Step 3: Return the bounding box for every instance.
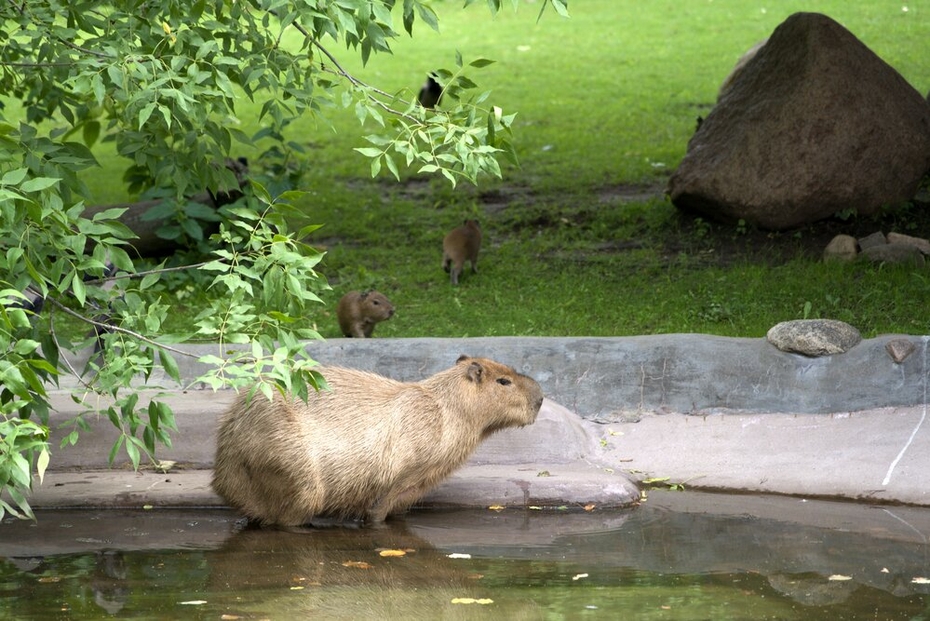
[668,12,930,230]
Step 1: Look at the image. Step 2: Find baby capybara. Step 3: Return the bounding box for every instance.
[336,290,395,337]
[211,355,544,526]
[442,219,482,285]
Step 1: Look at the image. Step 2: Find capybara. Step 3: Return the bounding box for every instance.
[336,290,395,338]
[442,219,482,285]
[211,355,544,526]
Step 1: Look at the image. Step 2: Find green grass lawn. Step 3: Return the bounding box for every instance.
[82,0,930,339]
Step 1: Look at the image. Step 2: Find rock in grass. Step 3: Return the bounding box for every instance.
[668,12,930,230]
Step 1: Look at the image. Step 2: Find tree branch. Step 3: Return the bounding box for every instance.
[42,295,199,360]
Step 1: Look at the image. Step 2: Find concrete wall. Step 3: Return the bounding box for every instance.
[139,334,930,418]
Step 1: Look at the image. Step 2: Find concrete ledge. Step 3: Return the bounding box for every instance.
[59,334,930,416]
[34,334,930,511]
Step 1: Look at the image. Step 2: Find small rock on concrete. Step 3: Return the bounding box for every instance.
[766,319,862,357]
[885,338,917,364]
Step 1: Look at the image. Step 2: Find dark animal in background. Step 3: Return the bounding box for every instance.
[336,290,395,338]
[82,156,250,259]
[211,355,544,526]
[417,74,443,109]
[442,219,482,285]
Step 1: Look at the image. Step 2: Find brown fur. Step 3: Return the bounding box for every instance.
[442,219,482,285]
[211,356,544,526]
[336,290,395,337]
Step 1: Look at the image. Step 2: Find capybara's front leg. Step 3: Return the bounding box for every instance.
[367,485,425,524]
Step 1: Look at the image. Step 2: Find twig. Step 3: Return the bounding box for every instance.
[81,261,211,286]
[42,295,199,359]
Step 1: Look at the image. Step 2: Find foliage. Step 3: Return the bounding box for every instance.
[0,0,565,520]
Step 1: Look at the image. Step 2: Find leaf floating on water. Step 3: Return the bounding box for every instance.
[537,470,551,477]
[881,568,890,573]
[828,574,853,581]
[290,586,304,590]
[451,597,494,605]
[488,504,505,512]
[179,600,208,605]
[572,573,589,581]
[584,503,596,512]
[642,477,670,484]
[37,576,61,583]
[912,577,930,584]
[447,553,472,559]
[342,561,373,569]
[379,549,407,557]
[221,615,242,620]
[528,506,542,510]
[155,460,176,473]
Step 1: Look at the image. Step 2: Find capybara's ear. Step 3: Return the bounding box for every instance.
[465,360,484,383]
[456,354,471,364]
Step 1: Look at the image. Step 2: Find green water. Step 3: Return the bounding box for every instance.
[2,493,929,620]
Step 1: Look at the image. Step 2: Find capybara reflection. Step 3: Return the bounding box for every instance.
[336,290,395,338]
[211,356,544,526]
[442,219,482,285]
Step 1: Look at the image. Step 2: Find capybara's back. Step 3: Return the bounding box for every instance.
[442,219,482,285]
[211,356,543,526]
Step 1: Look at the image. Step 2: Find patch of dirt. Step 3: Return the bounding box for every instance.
[361,176,930,269]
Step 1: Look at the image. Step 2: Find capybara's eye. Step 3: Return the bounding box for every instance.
[497,378,512,386]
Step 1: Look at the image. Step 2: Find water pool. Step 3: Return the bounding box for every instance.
[2,491,928,620]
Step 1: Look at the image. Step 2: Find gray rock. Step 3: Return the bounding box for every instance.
[766,319,862,357]
[717,39,768,101]
[885,338,917,364]
[859,242,925,265]
[887,232,930,255]
[668,12,930,230]
[823,234,858,262]
[857,231,887,251]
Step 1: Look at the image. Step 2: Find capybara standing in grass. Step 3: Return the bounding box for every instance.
[211,355,544,526]
[336,290,395,337]
[442,219,482,285]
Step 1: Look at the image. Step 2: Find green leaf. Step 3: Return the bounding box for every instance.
[20,177,60,192]
[35,448,50,485]
[71,273,86,307]
[1,168,28,186]
[159,349,181,383]
[125,436,141,469]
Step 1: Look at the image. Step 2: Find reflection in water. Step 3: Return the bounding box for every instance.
[91,550,129,615]
[210,525,542,619]
[0,495,928,619]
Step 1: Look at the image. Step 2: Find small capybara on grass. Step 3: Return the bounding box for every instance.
[442,219,482,285]
[336,290,395,337]
[211,355,544,526]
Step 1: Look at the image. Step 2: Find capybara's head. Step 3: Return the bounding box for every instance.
[453,355,543,435]
[359,290,395,321]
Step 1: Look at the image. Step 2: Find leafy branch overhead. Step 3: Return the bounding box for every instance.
[0,0,567,520]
